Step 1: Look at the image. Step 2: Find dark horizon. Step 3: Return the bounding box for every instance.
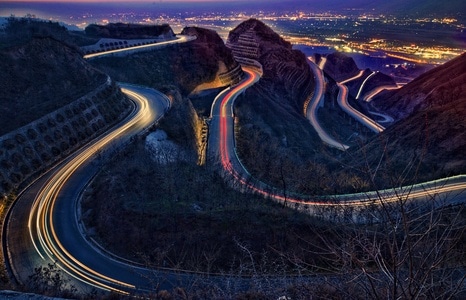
[2,0,466,17]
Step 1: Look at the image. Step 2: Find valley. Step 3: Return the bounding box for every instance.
[0,9,465,299]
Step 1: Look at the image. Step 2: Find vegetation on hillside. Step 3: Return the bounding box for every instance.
[82,135,466,298]
[81,20,465,298]
[0,18,107,135]
[89,28,236,96]
[82,140,334,275]
[0,17,98,48]
[352,53,466,183]
[85,23,174,39]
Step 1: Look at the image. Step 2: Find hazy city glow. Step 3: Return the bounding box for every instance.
[2,1,463,64]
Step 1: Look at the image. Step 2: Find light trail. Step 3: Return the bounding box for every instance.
[337,83,385,133]
[363,85,402,102]
[218,68,258,168]
[368,111,394,123]
[305,59,350,150]
[83,35,196,59]
[339,70,365,84]
[213,67,465,216]
[356,71,377,100]
[27,86,159,294]
[318,56,327,70]
[12,44,464,297]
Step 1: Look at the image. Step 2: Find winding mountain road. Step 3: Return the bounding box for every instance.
[208,69,466,211]
[5,84,177,294]
[339,70,365,85]
[337,83,385,133]
[3,43,466,297]
[209,68,260,168]
[83,35,196,59]
[363,85,401,102]
[305,59,350,150]
[355,71,377,99]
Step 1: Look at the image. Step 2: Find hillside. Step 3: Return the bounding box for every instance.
[0,36,107,135]
[90,26,241,96]
[349,53,466,184]
[373,52,466,121]
[322,52,360,82]
[227,19,318,179]
[85,23,175,40]
[228,19,313,111]
[229,19,374,194]
[90,26,241,162]
[79,20,466,299]
[0,21,132,197]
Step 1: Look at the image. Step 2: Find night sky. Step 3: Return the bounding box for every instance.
[1,0,465,20]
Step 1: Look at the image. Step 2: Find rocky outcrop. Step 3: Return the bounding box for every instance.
[227,19,314,113]
[85,23,175,40]
[322,52,360,82]
[156,87,206,164]
[181,27,243,91]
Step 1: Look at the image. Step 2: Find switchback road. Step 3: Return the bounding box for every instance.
[5,84,175,294]
[4,53,465,298]
[305,59,350,150]
[337,83,385,133]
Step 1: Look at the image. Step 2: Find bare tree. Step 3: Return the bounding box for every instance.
[304,192,466,299]
[26,262,78,298]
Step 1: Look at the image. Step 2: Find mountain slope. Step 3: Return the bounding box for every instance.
[373,52,466,120]
[228,19,357,193]
[0,37,107,135]
[322,52,360,82]
[350,53,466,184]
[91,26,241,96]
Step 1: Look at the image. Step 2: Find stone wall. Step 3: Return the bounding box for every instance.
[0,79,132,196]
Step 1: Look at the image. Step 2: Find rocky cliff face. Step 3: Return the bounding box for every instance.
[227,19,314,110]
[156,87,206,164]
[181,27,243,91]
[322,52,360,82]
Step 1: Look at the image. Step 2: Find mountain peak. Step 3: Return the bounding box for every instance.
[228,18,291,50]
